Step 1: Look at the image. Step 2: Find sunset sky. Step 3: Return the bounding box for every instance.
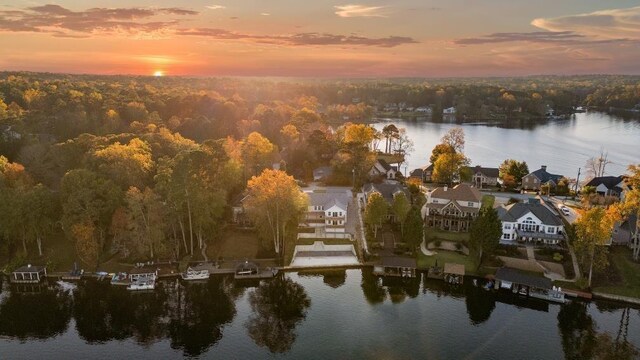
[1,1,639,77]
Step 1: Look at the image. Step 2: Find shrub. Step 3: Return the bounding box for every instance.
[455,243,463,251]
[553,252,564,262]
[434,240,442,247]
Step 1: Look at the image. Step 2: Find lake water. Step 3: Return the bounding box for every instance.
[372,112,640,178]
[1,270,639,359]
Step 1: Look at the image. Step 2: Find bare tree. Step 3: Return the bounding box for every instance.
[585,148,612,179]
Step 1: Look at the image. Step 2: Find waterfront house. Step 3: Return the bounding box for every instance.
[409,164,433,183]
[421,184,482,232]
[522,165,563,191]
[584,175,629,200]
[231,192,252,227]
[362,182,410,214]
[443,107,456,114]
[11,264,47,284]
[304,190,350,233]
[465,165,500,189]
[496,198,565,245]
[368,159,399,180]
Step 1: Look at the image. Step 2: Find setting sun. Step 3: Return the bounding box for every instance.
[153,70,164,77]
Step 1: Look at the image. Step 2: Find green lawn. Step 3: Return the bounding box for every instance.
[424,228,470,243]
[481,195,495,209]
[416,250,478,275]
[593,247,640,298]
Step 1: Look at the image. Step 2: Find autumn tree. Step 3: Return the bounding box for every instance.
[123,187,168,259]
[403,207,424,249]
[469,207,502,267]
[392,192,411,235]
[499,159,529,188]
[91,138,154,189]
[61,169,122,266]
[244,169,308,256]
[441,127,465,153]
[574,207,613,287]
[24,184,58,256]
[241,132,275,176]
[365,192,388,239]
[432,152,470,185]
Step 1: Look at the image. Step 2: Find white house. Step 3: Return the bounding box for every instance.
[443,107,456,114]
[368,159,399,180]
[305,190,350,233]
[497,199,565,245]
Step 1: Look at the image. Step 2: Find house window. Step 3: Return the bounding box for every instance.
[504,224,511,229]
[433,199,438,203]
[468,202,474,207]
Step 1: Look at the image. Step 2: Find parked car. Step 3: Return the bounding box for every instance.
[560,206,571,216]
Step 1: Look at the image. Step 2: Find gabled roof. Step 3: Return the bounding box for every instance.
[409,168,424,178]
[526,167,563,183]
[429,184,482,203]
[376,159,392,171]
[618,214,638,234]
[585,176,625,190]
[467,165,499,178]
[13,265,46,273]
[363,183,410,203]
[307,190,350,210]
[495,267,551,289]
[497,202,563,226]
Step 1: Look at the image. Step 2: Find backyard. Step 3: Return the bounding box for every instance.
[416,250,478,275]
[593,247,640,298]
[424,227,470,243]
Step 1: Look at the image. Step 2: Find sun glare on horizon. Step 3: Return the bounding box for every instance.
[153,70,164,77]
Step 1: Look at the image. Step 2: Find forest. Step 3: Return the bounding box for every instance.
[0,72,639,269]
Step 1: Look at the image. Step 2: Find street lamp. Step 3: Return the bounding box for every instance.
[352,168,356,189]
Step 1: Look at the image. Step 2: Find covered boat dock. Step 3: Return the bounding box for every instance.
[495,267,565,303]
[11,265,47,284]
[373,256,417,278]
[444,263,465,285]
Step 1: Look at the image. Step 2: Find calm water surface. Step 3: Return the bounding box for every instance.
[1,270,639,359]
[373,112,640,177]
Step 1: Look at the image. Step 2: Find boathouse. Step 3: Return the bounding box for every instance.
[373,256,417,278]
[11,264,47,284]
[444,263,465,284]
[495,267,565,303]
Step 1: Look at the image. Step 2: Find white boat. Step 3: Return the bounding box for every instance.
[181,267,210,281]
[127,275,156,291]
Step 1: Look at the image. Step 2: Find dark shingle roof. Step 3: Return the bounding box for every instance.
[467,165,499,178]
[495,267,552,289]
[585,176,624,189]
[13,265,46,273]
[498,202,562,226]
[377,159,392,171]
[409,168,424,178]
[363,183,409,203]
[527,167,563,183]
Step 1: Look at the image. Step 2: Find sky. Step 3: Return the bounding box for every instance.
[0,0,639,77]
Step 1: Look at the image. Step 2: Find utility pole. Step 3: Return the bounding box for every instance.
[574,167,581,197]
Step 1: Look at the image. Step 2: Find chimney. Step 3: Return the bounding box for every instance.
[541,165,547,171]
[443,186,448,192]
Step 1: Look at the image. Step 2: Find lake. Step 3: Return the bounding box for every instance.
[1,270,639,359]
[372,112,640,178]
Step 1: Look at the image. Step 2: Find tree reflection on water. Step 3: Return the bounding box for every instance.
[0,284,72,340]
[245,274,311,353]
[558,300,639,360]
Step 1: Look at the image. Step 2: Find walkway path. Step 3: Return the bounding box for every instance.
[420,239,435,256]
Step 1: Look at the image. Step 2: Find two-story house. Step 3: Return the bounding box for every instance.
[368,159,399,180]
[305,190,350,233]
[497,199,565,245]
[466,165,500,189]
[421,184,482,232]
[362,183,410,221]
[409,164,433,183]
[522,165,563,191]
[611,214,639,248]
